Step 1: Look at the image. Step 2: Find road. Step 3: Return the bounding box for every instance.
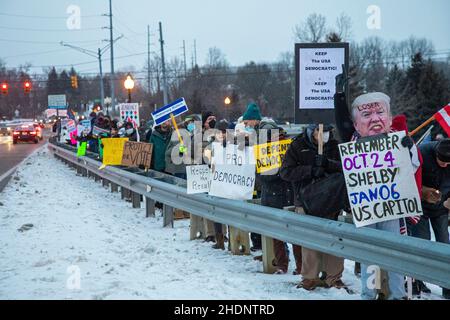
[0,130,49,177]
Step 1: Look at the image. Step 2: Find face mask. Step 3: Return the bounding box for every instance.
[187,123,195,133]
[208,119,216,129]
[245,126,255,134]
[126,128,134,135]
[323,131,330,143]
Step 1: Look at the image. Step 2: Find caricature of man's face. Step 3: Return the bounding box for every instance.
[353,101,392,137]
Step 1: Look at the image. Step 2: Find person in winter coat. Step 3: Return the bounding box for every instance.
[150,120,172,172]
[280,124,346,290]
[412,139,450,299]
[164,120,189,179]
[258,122,302,275]
[123,121,138,142]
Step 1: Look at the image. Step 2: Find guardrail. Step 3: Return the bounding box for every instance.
[47,139,450,289]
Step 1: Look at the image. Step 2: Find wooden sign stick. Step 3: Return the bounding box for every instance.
[409,115,435,137]
[318,124,324,155]
[170,113,184,147]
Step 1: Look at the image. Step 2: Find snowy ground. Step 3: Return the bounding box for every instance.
[0,145,444,300]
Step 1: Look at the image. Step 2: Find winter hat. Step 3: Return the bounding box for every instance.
[202,111,214,127]
[242,103,262,121]
[217,119,229,132]
[436,139,450,163]
[351,92,391,116]
[308,123,334,132]
[391,114,408,133]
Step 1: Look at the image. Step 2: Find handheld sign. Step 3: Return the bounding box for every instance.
[254,139,292,174]
[186,165,211,194]
[119,103,140,127]
[295,43,349,124]
[339,131,422,228]
[77,141,87,157]
[102,138,129,166]
[208,164,256,200]
[121,141,153,168]
[151,98,188,126]
[48,94,67,109]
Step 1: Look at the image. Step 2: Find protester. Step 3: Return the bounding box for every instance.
[411,139,450,299]
[150,120,172,172]
[280,124,346,290]
[258,122,301,274]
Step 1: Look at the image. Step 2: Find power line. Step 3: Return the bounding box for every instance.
[0,38,105,45]
[0,25,103,32]
[0,12,101,19]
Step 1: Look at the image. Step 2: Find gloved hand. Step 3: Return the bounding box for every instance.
[401,135,414,158]
[179,144,187,157]
[314,154,329,168]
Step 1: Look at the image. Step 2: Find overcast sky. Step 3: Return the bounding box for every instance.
[1,0,449,75]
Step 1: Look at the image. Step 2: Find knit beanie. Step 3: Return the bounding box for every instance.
[242,103,262,121]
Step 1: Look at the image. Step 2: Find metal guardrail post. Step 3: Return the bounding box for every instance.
[82,168,87,177]
[111,182,118,193]
[132,191,141,208]
[146,197,155,217]
[102,178,109,188]
[163,204,174,228]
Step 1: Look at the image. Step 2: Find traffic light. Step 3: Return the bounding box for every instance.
[1,82,8,95]
[71,75,78,89]
[24,80,31,94]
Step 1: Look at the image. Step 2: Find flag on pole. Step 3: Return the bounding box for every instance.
[434,104,450,137]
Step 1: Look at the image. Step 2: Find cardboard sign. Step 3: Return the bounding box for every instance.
[186,165,211,194]
[119,103,140,126]
[254,139,292,173]
[102,138,129,166]
[121,141,153,168]
[151,98,188,126]
[339,131,422,228]
[208,164,256,200]
[295,43,349,124]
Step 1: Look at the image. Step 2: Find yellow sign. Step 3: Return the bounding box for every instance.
[254,139,292,173]
[101,138,129,166]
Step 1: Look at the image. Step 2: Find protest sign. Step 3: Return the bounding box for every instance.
[151,98,188,126]
[186,165,211,194]
[92,125,110,136]
[211,143,256,166]
[48,94,66,109]
[121,141,153,168]
[77,119,91,136]
[339,131,422,228]
[208,164,256,200]
[119,103,140,126]
[101,138,129,166]
[295,43,349,124]
[77,141,87,157]
[254,139,292,173]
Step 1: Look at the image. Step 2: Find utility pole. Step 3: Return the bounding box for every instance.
[159,22,168,105]
[109,0,115,111]
[194,39,197,66]
[183,40,187,76]
[147,25,151,95]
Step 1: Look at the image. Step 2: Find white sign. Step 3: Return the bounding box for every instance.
[211,143,256,166]
[77,120,91,136]
[119,103,140,126]
[48,94,67,109]
[151,98,189,126]
[299,47,345,109]
[46,109,57,118]
[186,165,211,194]
[339,131,422,228]
[208,164,256,200]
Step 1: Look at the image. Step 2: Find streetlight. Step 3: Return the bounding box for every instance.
[124,73,135,103]
[224,96,231,120]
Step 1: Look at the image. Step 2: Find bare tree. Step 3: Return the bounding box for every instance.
[335,12,353,41]
[294,13,327,43]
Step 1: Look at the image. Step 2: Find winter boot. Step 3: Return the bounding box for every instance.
[212,233,225,250]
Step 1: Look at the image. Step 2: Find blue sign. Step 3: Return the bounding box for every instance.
[151,98,188,126]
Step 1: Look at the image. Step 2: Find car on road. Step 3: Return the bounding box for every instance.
[12,124,39,144]
[0,122,12,136]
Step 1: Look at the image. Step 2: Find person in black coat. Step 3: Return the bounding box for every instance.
[259,125,302,275]
[280,124,346,291]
